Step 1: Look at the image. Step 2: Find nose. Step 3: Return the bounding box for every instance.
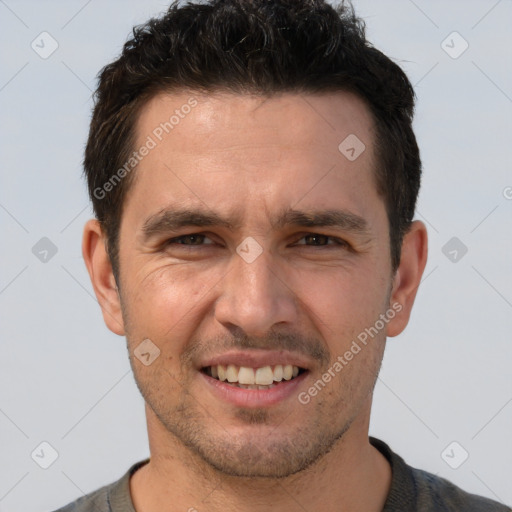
[214,248,298,337]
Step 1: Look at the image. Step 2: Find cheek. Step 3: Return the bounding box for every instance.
[122,262,222,342]
[297,264,390,339]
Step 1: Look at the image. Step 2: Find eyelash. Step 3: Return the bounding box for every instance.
[166,233,348,248]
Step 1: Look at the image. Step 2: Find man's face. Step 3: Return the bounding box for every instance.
[115,91,396,477]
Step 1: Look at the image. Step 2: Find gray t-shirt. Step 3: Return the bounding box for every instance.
[52,437,510,511]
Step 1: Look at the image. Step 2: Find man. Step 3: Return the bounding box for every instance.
[54,0,509,511]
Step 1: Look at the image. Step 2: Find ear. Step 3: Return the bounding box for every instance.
[387,220,428,337]
[82,219,125,336]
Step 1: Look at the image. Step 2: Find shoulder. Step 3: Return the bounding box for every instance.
[370,437,510,512]
[51,484,110,512]
[409,465,510,512]
[50,459,149,512]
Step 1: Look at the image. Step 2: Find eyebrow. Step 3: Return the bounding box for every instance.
[271,208,370,236]
[142,209,239,238]
[141,207,371,239]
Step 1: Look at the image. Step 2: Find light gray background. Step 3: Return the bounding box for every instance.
[1,1,511,510]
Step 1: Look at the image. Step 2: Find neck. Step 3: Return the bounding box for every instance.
[130,399,391,512]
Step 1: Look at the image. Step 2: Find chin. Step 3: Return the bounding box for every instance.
[183,421,351,479]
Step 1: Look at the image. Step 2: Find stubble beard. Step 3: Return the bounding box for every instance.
[129,352,382,479]
[121,287,388,480]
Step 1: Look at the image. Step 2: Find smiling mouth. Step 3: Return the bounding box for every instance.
[202,364,307,389]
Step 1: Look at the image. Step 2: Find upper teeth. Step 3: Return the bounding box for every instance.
[210,364,300,385]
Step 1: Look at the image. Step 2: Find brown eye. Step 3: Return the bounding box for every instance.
[303,234,330,246]
[296,234,345,247]
[168,234,212,245]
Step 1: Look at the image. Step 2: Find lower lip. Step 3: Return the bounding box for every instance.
[200,371,308,408]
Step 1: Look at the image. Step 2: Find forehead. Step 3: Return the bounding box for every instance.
[135,89,375,159]
[126,90,381,228]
